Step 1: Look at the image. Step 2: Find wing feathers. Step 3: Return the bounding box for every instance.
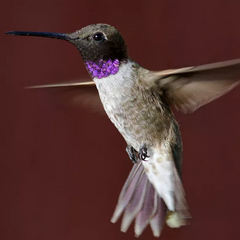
[26,80,104,113]
[143,58,240,113]
[25,81,95,89]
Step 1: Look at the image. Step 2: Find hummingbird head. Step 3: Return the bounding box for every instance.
[6,24,128,79]
[68,24,128,62]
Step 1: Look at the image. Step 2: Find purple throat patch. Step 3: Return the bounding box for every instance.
[86,59,120,79]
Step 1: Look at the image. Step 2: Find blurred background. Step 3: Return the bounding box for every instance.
[1,1,240,240]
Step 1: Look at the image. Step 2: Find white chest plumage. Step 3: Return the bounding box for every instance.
[94,61,140,147]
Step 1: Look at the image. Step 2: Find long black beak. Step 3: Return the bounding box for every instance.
[5,31,70,41]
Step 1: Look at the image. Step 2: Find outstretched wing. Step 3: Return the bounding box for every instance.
[26,80,104,113]
[141,59,240,114]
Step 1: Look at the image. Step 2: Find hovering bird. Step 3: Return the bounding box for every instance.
[6,24,240,237]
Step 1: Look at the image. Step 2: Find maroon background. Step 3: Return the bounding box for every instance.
[1,1,240,240]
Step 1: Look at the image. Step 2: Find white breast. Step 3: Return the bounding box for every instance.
[93,61,138,145]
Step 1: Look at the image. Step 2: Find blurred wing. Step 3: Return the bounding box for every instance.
[144,59,240,114]
[26,80,104,113]
[26,81,96,89]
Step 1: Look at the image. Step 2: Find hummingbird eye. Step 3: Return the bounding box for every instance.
[93,32,105,41]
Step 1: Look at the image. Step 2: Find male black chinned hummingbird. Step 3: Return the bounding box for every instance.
[6,24,240,237]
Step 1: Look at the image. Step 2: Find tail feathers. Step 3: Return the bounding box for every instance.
[111,162,167,237]
[121,172,148,233]
[111,161,190,237]
[149,196,167,237]
[111,163,143,223]
[135,182,158,236]
[173,166,190,222]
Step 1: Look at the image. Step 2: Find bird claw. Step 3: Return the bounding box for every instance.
[138,144,150,161]
[126,146,138,164]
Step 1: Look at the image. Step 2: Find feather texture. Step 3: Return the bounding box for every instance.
[111,160,185,237]
[140,58,240,114]
[142,143,190,227]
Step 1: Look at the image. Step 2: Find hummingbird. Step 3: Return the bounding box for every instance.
[6,24,240,237]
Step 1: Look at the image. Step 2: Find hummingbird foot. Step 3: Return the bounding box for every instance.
[138,144,150,161]
[126,146,138,164]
